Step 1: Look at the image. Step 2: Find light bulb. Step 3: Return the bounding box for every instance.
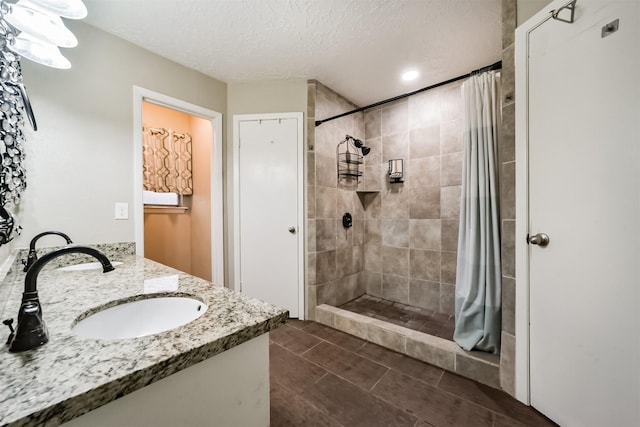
[401,70,419,81]
[5,0,78,47]
[8,34,71,69]
[28,0,87,19]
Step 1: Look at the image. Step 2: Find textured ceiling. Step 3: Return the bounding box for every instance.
[83,0,502,107]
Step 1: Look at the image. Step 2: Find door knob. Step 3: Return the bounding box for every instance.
[288,226,296,234]
[528,233,550,247]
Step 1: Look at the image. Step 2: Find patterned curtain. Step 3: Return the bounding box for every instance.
[143,127,193,195]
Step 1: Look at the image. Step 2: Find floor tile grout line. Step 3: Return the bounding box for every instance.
[299,341,396,396]
[352,340,367,353]
[365,376,432,426]
[302,326,369,354]
[313,371,330,385]
[353,344,446,389]
[433,369,445,388]
[368,367,391,392]
[433,379,516,419]
[275,323,341,356]
[273,371,347,427]
[298,340,325,357]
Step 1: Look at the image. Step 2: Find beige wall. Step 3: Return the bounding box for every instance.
[226,80,307,288]
[15,21,226,255]
[144,212,192,272]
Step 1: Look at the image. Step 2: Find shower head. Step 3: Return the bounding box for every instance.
[353,138,371,156]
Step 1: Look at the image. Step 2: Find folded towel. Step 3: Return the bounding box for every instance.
[143,190,179,206]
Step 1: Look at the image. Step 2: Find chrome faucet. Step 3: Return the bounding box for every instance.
[7,246,115,352]
[23,231,73,272]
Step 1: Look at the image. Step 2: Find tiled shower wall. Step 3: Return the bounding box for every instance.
[306,80,366,319]
[499,0,517,396]
[361,83,464,316]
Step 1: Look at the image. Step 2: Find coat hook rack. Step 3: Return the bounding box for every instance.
[551,0,577,24]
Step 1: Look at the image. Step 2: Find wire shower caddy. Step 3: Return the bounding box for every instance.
[336,135,364,184]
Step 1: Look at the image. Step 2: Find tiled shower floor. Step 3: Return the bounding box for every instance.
[339,294,456,341]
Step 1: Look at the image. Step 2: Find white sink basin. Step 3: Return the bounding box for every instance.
[58,261,123,271]
[72,296,207,340]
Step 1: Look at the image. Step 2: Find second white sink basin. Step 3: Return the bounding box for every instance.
[72,296,207,340]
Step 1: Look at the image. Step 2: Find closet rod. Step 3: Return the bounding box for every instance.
[314,60,502,127]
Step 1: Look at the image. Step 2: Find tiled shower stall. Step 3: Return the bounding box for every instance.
[306,78,503,389]
[307,79,464,320]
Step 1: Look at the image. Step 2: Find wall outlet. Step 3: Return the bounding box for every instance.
[115,202,128,220]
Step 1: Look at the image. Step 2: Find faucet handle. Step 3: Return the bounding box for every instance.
[3,318,14,345]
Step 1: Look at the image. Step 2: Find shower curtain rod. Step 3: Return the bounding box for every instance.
[314,60,502,127]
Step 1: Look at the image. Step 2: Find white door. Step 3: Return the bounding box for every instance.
[528,1,640,425]
[235,114,303,318]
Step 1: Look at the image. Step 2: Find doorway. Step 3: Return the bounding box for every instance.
[133,87,224,286]
[515,0,639,425]
[141,102,212,280]
[233,113,304,318]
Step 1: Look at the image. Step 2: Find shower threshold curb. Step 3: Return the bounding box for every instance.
[315,304,500,389]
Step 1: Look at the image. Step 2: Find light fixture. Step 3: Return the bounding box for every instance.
[388,159,404,183]
[2,0,87,69]
[401,70,419,81]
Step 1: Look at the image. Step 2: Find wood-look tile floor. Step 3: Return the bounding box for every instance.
[270,320,556,427]
[339,295,456,341]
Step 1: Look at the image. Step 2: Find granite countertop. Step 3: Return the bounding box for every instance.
[0,243,288,427]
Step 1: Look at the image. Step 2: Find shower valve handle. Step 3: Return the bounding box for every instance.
[528,233,549,247]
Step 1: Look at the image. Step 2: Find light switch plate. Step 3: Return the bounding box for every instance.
[115,202,128,220]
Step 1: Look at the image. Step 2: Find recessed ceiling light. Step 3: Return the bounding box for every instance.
[401,70,419,81]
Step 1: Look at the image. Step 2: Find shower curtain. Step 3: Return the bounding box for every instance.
[453,71,502,354]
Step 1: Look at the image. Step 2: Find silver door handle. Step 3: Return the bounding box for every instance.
[528,233,550,247]
[288,226,296,234]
